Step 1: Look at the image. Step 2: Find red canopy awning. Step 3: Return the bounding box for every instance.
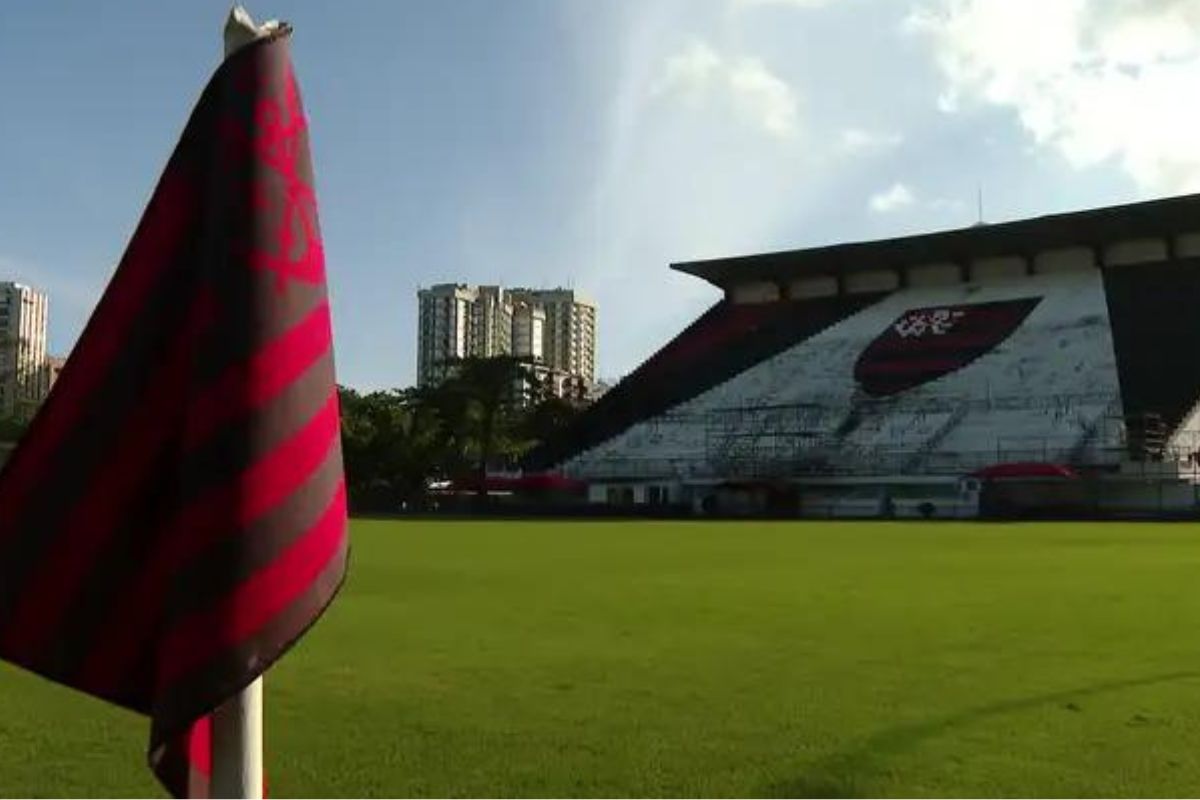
[970,462,1078,480]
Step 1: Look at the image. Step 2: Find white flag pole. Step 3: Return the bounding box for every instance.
[208,7,279,799]
[210,676,265,799]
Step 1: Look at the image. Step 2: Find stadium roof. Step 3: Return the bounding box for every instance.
[672,192,1200,290]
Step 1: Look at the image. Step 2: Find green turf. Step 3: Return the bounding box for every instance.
[4,520,1200,797]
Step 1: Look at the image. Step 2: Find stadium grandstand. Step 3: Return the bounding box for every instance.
[524,193,1200,519]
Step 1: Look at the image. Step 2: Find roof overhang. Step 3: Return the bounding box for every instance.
[671,192,1200,290]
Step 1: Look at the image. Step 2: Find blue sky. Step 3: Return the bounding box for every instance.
[1,0,1194,390]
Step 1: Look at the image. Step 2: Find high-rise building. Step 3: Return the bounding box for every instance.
[415,283,598,400]
[0,282,49,420]
[470,286,513,359]
[511,299,545,362]
[416,283,478,387]
[512,288,597,386]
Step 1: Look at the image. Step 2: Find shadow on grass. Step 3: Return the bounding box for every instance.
[760,669,1200,798]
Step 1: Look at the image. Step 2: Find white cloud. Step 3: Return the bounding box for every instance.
[652,40,724,102]
[727,58,802,138]
[569,0,834,378]
[652,39,801,139]
[836,127,904,155]
[909,0,1200,194]
[869,182,916,213]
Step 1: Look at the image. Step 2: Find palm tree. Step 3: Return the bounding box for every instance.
[436,355,539,498]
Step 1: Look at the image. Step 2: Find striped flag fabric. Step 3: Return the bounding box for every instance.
[0,27,347,798]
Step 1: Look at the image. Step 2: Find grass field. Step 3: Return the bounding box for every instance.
[4,520,1200,797]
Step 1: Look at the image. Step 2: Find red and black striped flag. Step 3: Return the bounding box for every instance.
[0,28,347,797]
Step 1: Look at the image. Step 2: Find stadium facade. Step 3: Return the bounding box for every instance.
[526,193,1200,519]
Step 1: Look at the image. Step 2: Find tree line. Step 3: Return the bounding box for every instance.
[0,355,585,514]
[339,356,584,513]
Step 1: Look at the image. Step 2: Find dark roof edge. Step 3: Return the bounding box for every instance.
[672,192,1200,289]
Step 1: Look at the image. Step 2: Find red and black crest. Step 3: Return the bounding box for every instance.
[853,298,1041,397]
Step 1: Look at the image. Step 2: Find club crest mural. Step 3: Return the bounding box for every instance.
[853,298,1042,397]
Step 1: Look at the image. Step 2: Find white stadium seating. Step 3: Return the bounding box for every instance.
[565,270,1125,480]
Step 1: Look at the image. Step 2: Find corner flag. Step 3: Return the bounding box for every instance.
[0,21,347,798]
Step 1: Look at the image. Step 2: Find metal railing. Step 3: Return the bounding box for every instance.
[566,433,1200,484]
[564,445,1200,482]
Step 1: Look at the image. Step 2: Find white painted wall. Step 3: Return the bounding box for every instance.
[1034,247,1095,274]
[731,282,781,304]
[1104,238,1168,267]
[1175,232,1200,258]
[1094,480,1199,513]
[790,276,838,299]
[845,270,899,294]
[970,256,1026,283]
[907,262,960,287]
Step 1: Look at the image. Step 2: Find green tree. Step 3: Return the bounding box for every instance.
[437,355,540,497]
[0,415,27,443]
[0,332,34,445]
[521,393,582,452]
[339,385,446,512]
[336,358,593,514]
[408,380,475,482]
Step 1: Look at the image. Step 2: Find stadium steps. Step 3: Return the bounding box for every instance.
[1169,393,1200,448]
[524,293,887,471]
[901,402,970,473]
[1065,396,1122,465]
